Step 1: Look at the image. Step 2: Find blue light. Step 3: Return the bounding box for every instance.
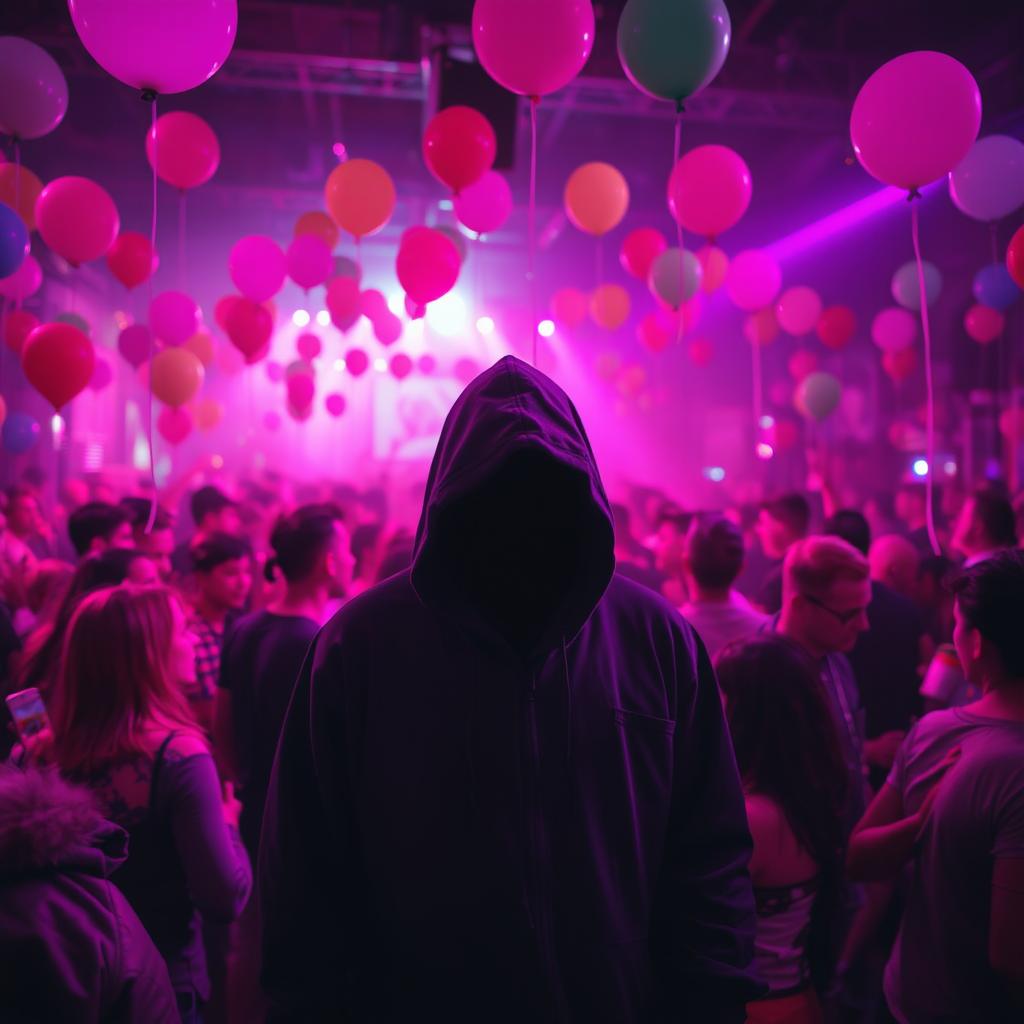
[703,466,726,483]
[912,459,929,477]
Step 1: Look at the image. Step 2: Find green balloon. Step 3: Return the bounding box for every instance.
[796,372,842,422]
[648,247,702,309]
[55,311,90,335]
[332,255,361,282]
[617,0,732,104]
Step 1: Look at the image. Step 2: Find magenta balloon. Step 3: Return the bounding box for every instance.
[68,0,238,95]
[286,373,315,409]
[35,176,119,266]
[286,234,333,291]
[89,356,113,392]
[871,307,918,352]
[229,235,286,302]
[390,353,413,380]
[776,286,823,337]
[326,276,362,332]
[374,312,404,347]
[145,111,220,189]
[453,170,513,235]
[726,249,782,313]
[396,227,460,305]
[263,410,282,432]
[325,392,346,417]
[417,353,437,375]
[405,295,426,320]
[667,145,751,239]
[157,405,192,446]
[296,332,322,362]
[850,51,981,192]
[0,254,42,301]
[265,360,284,383]
[149,290,200,346]
[345,348,369,377]
[117,324,153,368]
[359,288,389,322]
[0,37,69,140]
[472,0,595,98]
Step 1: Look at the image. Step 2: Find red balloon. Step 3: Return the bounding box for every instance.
[286,373,315,409]
[325,276,362,333]
[964,303,1004,343]
[214,295,242,331]
[157,406,193,446]
[620,227,667,280]
[106,231,158,289]
[816,306,856,350]
[345,348,369,377]
[390,353,414,379]
[146,112,220,190]
[396,227,460,305]
[688,337,713,367]
[374,312,403,347]
[422,105,497,193]
[637,312,671,353]
[771,419,800,451]
[3,308,39,355]
[21,322,95,409]
[882,346,918,382]
[1008,224,1024,290]
[550,287,589,329]
[788,349,819,381]
[224,297,273,360]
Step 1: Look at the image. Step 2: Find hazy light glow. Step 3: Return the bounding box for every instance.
[333,142,347,160]
[438,199,453,211]
[756,443,775,460]
[943,460,957,476]
[315,310,330,327]
[292,309,310,327]
[538,319,555,338]
[211,454,224,469]
[373,357,388,373]
[426,293,467,337]
[387,291,405,315]
[333,358,346,373]
[476,315,495,336]
[703,466,726,483]
[912,458,929,478]
[758,415,775,429]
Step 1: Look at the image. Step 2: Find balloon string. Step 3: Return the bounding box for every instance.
[752,335,763,432]
[911,199,940,557]
[529,97,539,368]
[595,235,603,286]
[178,190,187,293]
[145,95,159,534]
[673,108,685,345]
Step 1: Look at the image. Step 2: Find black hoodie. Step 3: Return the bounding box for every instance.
[259,356,759,1022]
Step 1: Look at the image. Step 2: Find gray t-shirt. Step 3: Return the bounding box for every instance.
[884,707,1024,1023]
[680,593,767,662]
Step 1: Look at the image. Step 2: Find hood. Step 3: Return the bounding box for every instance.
[411,356,615,660]
[0,767,127,877]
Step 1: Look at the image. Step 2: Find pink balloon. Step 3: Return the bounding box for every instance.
[472,0,595,98]
[265,360,283,382]
[636,312,671,353]
[374,312,404,347]
[405,295,426,320]
[149,290,200,346]
[390,353,414,380]
[345,348,369,378]
[726,249,782,312]
[286,373,315,409]
[620,228,667,280]
[325,276,362,333]
[396,227,460,305]
[157,405,192,446]
[68,0,238,95]
[89,356,113,392]
[850,51,981,191]
[788,349,819,382]
[106,231,158,289]
[263,410,282,432]
[35,176,119,266]
[964,304,1004,344]
[551,287,589,329]
[325,392,346,417]
[286,234,333,291]
[453,171,513,235]
[229,235,286,302]
[871,307,918,352]
[146,111,220,190]
[668,144,752,239]
[0,254,42,300]
[696,244,729,293]
[359,289,389,323]
[422,105,497,193]
[118,324,154,368]
[417,353,437,375]
[296,332,322,362]
[224,297,273,360]
[776,286,823,336]
[454,357,481,384]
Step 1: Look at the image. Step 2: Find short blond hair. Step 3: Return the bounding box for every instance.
[784,535,869,600]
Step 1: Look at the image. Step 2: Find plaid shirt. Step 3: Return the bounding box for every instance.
[187,612,225,704]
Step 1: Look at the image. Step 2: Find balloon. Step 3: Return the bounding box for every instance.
[106,231,158,289]
[35,176,119,266]
[374,313,404,347]
[595,352,621,380]
[891,260,942,310]
[696,244,728,293]
[263,410,282,432]
[345,348,369,378]
[325,158,396,239]
[850,51,981,191]
[229,235,286,302]
[55,312,90,335]
[472,0,595,98]
[194,397,223,431]
[620,228,666,280]
[286,373,314,410]
[296,333,322,362]
[390,353,414,380]
[871,307,918,352]
[295,211,339,251]
[146,111,220,190]
[150,347,204,407]
[0,163,44,231]
[423,105,496,193]
[285,358,312,380]
[3,309,38,355]
[396,227,460,305]
[417,354,437,376]
[89,356,113,392]
[726,249,782,312]
[795,371,842,421]
[637,312,671,353]
[949,135,1024,222]
[224,297,273,360]
[964,304,1004,344]
[325,393,346,417]
[149,290,200,346]
[776,286,823,336]
[743,308,778,347]
[287,401,313,424]
[648,247,702,309]
[564,162,630,236]
[118,324,153,368]
[972,263,1020,311]
[0,202,28,278]
[216,341,245,376]
[1008,224,1024,290]
[21,323,95,409]
[688,337,713,367]
[817,306,856,350]
[589,284,630,330]
[668,144,751,238]
[360,289,389,322]
[332,255,361,281]
[286,234,333,291]
[0,395,4,429]
[616,364,647,399]
[325,276,362,333]
[999,408,1024,442]
[617,0,731,104]
[214,295,240,331]
[771,420,800,452]
[551,287,589,329]
[183,330,214,368]
[0,37,68,139]
[882,347,918,382]
[68,0,237,94]
[434,226,468,266]
[0,254,42,301]
[454,357,482,384]
[2,412,40,455]
[157,405,192,446]
[453,170,513,236]
[788,349,819,382]
[265,361,283,383]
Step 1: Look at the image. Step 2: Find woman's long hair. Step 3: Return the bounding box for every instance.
[716,635,849,993]
[50,586,203,776]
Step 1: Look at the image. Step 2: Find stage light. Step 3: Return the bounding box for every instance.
[332,142,347,161]
[373,357,388,373]
[387,292,405,315]
[438,199,453,211]
[333,358,346,373]
[912,459,929,477]
[758,415,775,430]
[538,319,555,338]
[292,309,310,327]
[476,315,495,336]
[211,454,224,469]
[943,460,957,476]
[703,466,726,483]
[426,293,467,337]
[756,443,775,460]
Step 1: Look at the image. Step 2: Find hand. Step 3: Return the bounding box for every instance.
[864,730,906,769]
[222,780,242,829]
[914,746,961,833]
[17,726,56,769]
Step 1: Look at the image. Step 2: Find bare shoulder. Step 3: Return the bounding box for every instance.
[745,792,787,842]
[160,730,211,761]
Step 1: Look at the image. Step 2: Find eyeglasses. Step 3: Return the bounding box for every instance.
[802,592,868,625]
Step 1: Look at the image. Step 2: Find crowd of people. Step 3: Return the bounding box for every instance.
[0,355,1023,1023]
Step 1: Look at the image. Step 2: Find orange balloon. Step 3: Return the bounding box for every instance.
[589,284,631,330]
[697,244,729,293]
[325,159,396,239]
[565,162,629,237]
[294,210,340,251]
[183,329,214,368]
[0,163,43,231]
[194,396,224,431]
[150,348,204,408]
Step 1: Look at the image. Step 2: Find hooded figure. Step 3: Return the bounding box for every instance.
[0,767,178,1024]
[259,357,759,1023]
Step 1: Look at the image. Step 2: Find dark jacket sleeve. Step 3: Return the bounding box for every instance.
[651,625,763,1023]
[258,630,372,1022]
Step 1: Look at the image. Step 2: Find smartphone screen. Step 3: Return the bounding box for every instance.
[5,687,51,741]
